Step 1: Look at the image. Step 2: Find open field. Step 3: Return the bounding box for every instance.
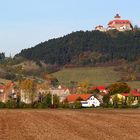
[53,67,140,88]
[53,67,122,85]
[0,109,139,140]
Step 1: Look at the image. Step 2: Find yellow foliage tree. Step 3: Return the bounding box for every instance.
[78,80,89,94]
[19,79,37,104]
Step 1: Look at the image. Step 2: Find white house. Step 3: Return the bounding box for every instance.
[66,94,100,107]
[49,86,70,102]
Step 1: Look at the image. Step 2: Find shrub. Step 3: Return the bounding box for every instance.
[18,102,32,109]
[5,100,17,109]
[59,102,69,108]
[0,102,5,108]
[101,103,113,108]
[69,101,82,109]
[32,102,43,109]
[103,95,110,105]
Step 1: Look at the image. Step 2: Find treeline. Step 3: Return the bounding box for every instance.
[16,30,140,66]
[0,53,5,60]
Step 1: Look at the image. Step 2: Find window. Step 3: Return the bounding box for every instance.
[82,102,88,104]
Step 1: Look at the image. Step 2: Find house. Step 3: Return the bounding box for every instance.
[95,25,107,32]
[0,82,15,102]
[121,90,140,105]
[49,86,70,102]
[0,85,4,93]
[108,14,133,31]
[0,85,4,101]
[66,94,100,107]
[110,90,140,105]
[91,86,108,95]
[95,14,133,32]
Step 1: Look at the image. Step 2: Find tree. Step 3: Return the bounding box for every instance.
[41,93,60,108]
[112,94,125,108]
[16,30,140,66]
[0,53,5,60]
[108,82,131,95]
[78,80,89,94]
[19,79,37,104]
[103,95,110,106]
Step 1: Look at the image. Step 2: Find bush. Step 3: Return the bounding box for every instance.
[18,102,32,109]
[130,104,140,108]
[41,94,52,108]
[69,101,82,109]
[0,102,5,108]
[103,95,110,105]
[59,102,69,108]
[31,102,43,109]
[5,100,17,109]
[101,103,113,108]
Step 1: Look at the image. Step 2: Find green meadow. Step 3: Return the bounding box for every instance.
[53,67,140,88]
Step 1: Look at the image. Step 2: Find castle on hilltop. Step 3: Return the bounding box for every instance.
[95,14,133,32]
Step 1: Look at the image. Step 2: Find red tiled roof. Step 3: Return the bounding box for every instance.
[108,20,131,25]
[66,94,93,102]
[0,85,4,89]
[122,90,140,97]
[92,86,106,91]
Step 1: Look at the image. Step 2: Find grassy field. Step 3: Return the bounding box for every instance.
[0,109,139,140]
[53,67,140,88]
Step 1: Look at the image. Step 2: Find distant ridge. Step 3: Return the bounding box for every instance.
[16,30,140,66]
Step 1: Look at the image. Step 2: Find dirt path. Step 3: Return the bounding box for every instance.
[0,109,139,140]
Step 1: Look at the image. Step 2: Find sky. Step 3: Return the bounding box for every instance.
[0,0,140,56]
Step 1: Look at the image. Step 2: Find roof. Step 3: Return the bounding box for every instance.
[66,94,93,102]
[0,85,4,89]
[96,25,103,28]
[92,86,106,91]
[122,90,140,97]
[108,20,131,25]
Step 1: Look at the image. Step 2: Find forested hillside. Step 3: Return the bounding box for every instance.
[16,30,140,66]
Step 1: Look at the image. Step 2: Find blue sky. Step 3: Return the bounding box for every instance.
[0,0,140,56]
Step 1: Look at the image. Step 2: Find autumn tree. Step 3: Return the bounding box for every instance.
[107,82,131,96]
[19,78,37,104]
[77,80,89,94]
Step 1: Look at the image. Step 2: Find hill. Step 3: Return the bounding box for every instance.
[16,30,140,66]
[52,67,140,88]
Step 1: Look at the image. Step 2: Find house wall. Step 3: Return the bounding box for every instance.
[81,96,100,107]
[108,24,132,31]
[49,89,70,102]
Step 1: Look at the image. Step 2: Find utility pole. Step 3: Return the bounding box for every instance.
[51,91,53,106]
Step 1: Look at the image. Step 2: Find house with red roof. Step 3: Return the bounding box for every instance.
[95,14,133,32]
[66,94,100,107]
[108,14,133,31]
[91,86,108,95]
[121,90,140,105]
[110,90,140,105]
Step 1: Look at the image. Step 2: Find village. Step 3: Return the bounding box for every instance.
[0,78,140,109]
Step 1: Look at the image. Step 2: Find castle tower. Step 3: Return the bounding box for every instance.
[114,14,121,19]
